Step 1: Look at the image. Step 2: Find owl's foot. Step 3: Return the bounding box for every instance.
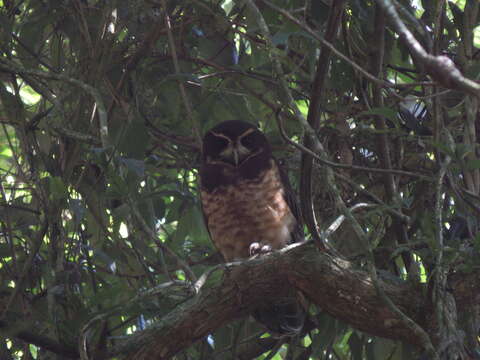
[249,242,272,256]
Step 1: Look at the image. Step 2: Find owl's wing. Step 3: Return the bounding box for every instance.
[277,160,304,244]
[198,189,220,253]
[253,161,307,336]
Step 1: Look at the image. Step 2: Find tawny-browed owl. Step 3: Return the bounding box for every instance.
[199,120,305,336]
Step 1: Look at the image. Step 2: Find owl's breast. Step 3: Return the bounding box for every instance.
[201,162,296,261]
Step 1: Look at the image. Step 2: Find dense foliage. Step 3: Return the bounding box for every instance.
[0,0,479,359]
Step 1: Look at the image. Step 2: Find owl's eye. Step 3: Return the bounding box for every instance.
[214,137,229,149]
[240,132,257,147]
[209,135,231,155]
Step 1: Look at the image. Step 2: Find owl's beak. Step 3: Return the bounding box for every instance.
[219,143,249,167]
[221,145,241,166]
[232,148,240,166]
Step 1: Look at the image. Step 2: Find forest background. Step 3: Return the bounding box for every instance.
[0,0,479,359]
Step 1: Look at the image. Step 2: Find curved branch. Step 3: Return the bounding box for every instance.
[110,242,480,359]
[300,0,346,247]
[375,0,480,97]
[0,320,78,359]
[0,59,110,148]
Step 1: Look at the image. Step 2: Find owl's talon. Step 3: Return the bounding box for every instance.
[250,243,272,256]
[249,242,261,256]
[260,245,272,254]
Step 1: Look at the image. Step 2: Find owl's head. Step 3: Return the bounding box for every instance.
[202,120,271,167]
[200,120,273,191]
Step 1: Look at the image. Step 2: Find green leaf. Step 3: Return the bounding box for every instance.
[0,14,13,46]
[466,159,480,170]
[311,313,338,356]
[0,86,25,124]
[359,107,399,123]
[348,332,365,360]
[17,20,45,68]
[116,120,150,159]
[153,196,166,219]
[69,199,86,225]
[0,243,11,258]
[473,233,480,253]
[119,157,145,177]
[48,176,68,202]
[310,2,331,24]
[271,31,291,46]
[372,338,402,360]
[36,131,52,155]
[448,1,464,33]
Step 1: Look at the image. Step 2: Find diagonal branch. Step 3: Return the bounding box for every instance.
[374,0,480,97]
[108,241,480,359]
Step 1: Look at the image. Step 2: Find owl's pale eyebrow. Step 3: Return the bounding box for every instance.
[210,131,232,142]
[237,128,255,140]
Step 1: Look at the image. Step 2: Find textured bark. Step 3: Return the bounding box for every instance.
[111,242,479,359]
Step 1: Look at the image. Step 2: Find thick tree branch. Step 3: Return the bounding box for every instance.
[0,320,78,359]
[374,0,480,97]
[109,242,480,359]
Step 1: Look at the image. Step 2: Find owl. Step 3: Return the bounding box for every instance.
[199,120,304,336]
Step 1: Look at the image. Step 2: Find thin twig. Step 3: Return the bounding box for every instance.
[0,59,110,148]
[261,0,416,91]
[127,196,197,282]
[300,0,346,247]
[374,0,480,97]
[334,172,411,224]
[323,202,375,240]
[0,220,48,320]
[432,130,452,358]
[276,113,432,181]
[160,0,202,148]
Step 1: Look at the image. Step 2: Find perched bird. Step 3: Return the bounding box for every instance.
[199,120,305,336]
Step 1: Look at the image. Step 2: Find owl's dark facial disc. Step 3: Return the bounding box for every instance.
[203,121,269,167]
[200,120,273,191]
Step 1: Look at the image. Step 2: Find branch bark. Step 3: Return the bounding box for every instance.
[374,0,480,98]
[109,242,480,359]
